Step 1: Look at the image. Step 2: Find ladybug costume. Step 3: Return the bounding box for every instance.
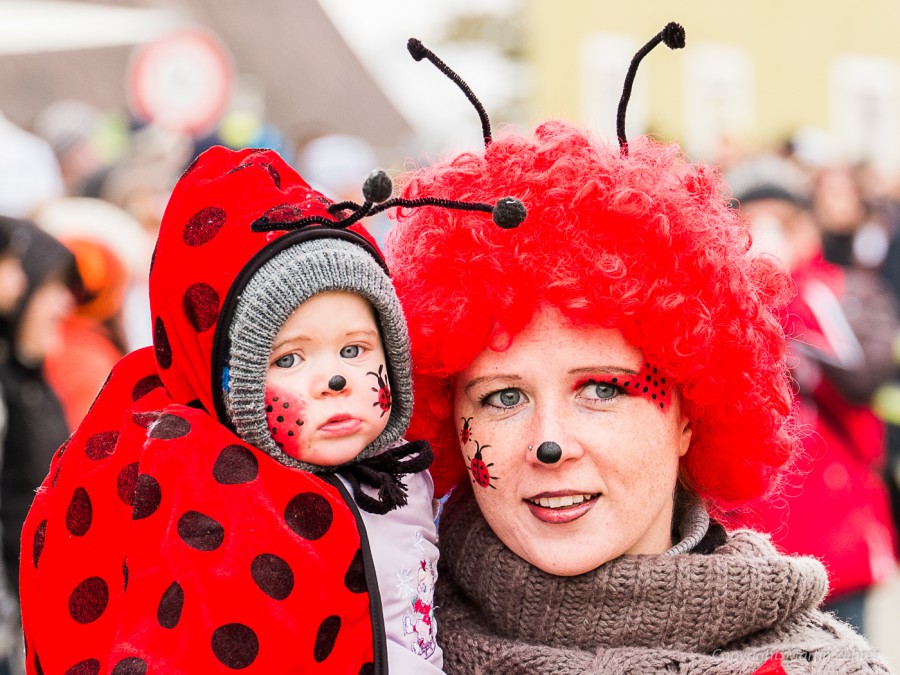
[19,147,407,673]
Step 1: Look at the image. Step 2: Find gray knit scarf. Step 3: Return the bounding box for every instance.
[436,489,891,674]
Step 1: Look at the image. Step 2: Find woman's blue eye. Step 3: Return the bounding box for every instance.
[485,388,521,408]
[593,383,617,399]
[274,354,298,368]
[340,345,360,358]
[582,381,621,400]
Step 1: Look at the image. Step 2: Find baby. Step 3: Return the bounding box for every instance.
[20,146,442,673]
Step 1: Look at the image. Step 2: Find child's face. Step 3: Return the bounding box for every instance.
[264,291,391,466]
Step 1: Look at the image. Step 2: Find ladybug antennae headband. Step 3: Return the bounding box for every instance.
[406,37,493,149]
[616,21,686,155]
[250,170,526,233]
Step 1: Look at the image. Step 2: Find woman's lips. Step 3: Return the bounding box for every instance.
[525,492,600,524]
[318,415,362,435]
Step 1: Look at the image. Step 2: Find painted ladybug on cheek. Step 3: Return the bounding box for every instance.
[467,440,499,489]
[368,364,391,417]
[460,417,473,445]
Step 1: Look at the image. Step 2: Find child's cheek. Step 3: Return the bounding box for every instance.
[265,386,308,459]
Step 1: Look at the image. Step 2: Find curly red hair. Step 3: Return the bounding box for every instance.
[386,121,796,510]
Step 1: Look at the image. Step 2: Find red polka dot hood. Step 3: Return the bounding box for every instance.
[20,147,391,673]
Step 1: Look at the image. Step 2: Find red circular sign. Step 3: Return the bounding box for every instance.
[128,29,233,136]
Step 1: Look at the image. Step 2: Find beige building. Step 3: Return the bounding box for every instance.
[524,2,900,168]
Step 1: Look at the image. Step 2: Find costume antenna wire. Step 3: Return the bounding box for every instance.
[616,22,686,155]
[407,37,493,148]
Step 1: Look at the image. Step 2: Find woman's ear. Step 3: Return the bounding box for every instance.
[679,418,692,458]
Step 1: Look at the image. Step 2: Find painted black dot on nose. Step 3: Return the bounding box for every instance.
[536,441,562,464]
[328,375,346,392]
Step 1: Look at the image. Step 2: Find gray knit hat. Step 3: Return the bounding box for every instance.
[224,237,412,472]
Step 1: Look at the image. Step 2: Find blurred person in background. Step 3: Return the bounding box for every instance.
[0,217,80,620]
[0,112,64,219]
[0,226,28,675]
[33,197,152,427]
[812,163,900,558]
[729,156,900,635]
[32,99,112,200]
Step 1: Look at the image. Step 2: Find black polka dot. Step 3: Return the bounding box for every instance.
[285,492,333,541]
[251,553,294,600]
[132,411,160,429]
[51,463,62,487]
[211,623,259,669]
[84,430,119,460]
[123,559,129,591]
[154,317,172,369]
[157,581,184,629]
[65,658,100,675]
[66,487,93,537]
[111,657,148,675]
[183,206,226,246]
[149,414,191,440]
[69,577,109,624]
[132,474,162,520]
[251,204,306,230]
[149,241,158,275]
[182,283,220,333]
[314,615,341,662]
[117,462,139,506]
[213,445,259,485]
[131,375,163,402]
[33,520,47,568]
[344,548,367,594]
[57,438,70,458]
[359,663,375,675]
[177,511,224,551]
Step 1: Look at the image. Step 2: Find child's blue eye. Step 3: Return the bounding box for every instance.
[274,354,299,368]
[340,345,360,358]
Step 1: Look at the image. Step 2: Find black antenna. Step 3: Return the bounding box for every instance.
[252,170,526,232]
[407,38,493,148]
[616,22,686,155]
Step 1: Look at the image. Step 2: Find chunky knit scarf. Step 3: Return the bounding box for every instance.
[436,489,891,674]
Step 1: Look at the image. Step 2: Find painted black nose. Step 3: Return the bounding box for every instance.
[328,375,347,392]
[536,441,562,464]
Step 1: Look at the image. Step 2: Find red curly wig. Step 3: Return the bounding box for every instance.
[385,121,797,510]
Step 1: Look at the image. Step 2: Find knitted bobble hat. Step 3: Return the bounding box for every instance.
[225,236,413,472]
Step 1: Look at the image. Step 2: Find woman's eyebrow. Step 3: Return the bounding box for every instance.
[569,366,639,376]
[464,374,524,393]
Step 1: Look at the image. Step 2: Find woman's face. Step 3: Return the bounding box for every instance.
[453,308,692,576]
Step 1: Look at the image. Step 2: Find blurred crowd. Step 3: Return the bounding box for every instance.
[0,98,899,672]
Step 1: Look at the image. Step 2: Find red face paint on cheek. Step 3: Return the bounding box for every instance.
[264,386,308,459]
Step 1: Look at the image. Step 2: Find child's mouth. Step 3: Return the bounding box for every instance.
[318,415,361,435]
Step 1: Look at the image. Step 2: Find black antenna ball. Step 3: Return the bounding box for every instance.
[363,170,393,203]
[493,197,526,229]
[662,22,686,49]
[407,38,427,61]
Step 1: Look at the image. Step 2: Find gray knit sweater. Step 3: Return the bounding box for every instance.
[435,489,892,674]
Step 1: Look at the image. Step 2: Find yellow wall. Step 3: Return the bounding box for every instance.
[525,1,900,154]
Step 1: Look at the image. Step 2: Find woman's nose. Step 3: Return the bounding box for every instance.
[525,408,584,466]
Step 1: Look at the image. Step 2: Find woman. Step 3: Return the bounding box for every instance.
[385,121,892,672]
